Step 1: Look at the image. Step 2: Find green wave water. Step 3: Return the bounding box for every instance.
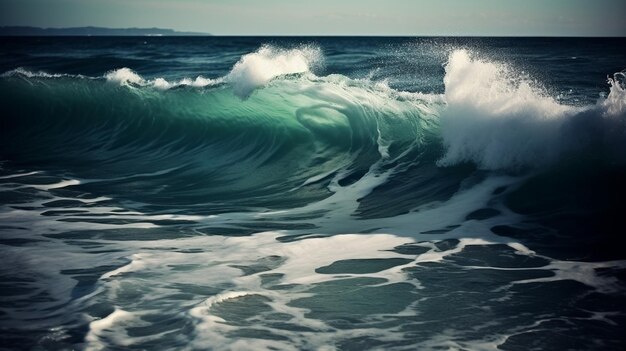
[1,70,445,213]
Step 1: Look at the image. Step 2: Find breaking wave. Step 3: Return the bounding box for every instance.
[1,46,624,181]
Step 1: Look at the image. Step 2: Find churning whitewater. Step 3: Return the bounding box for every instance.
[1,37,625,350]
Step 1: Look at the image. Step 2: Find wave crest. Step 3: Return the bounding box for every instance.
[102,45,321,97]
[603,73,626,117]
[104,67,144,85]
[226,45,322,98]
[104,67,220,89]
[437,50,626,171]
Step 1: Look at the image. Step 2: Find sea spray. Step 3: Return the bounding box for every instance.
[225,45,323,98]
[437,49,626,170]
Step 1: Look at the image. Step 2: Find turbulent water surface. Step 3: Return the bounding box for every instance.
[1,37,625,350]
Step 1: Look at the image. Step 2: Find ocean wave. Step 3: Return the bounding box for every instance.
[103,45,321,96]
[0,57,437,210]
[437,50,626,170]
[2,47,624,175]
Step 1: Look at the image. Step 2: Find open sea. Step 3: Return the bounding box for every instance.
[1,36,625,350]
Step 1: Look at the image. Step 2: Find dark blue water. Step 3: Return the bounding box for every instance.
[1,37,625,350]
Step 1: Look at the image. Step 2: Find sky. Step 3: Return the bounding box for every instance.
[1,0,625,36]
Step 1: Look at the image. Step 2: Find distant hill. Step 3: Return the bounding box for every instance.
[0,26,211,36]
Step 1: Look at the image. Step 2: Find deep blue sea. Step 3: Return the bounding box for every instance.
[1,37,625,350]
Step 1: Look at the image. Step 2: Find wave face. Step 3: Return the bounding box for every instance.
[1,57,439,212]
[1,37,625,350]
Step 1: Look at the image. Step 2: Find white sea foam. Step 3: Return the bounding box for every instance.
[0,171,40,179]
[5,170,624,350]
[105,67,145,85]
[602,72,626,117]
[502,259,626,295]
[85,308,134,346]
[104,67,220,89]
[438,50,574,170]
[226,45,322,98]
[0,67,90,80]
[32,178,81,190]
[150,75,220,89]
[151,77,170,89]
[438,50,626,170]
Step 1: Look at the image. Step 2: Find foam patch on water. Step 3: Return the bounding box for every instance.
[3,168,625,350]
[501,259,626,294]
[85,309,135,350]
[82,224,626,350]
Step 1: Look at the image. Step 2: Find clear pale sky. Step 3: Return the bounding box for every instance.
[1,0,625,36]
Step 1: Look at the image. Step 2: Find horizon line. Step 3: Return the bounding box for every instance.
[2,34,625,38]
[1,26,624,38]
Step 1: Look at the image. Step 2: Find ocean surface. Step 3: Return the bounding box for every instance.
[0,36,625,350]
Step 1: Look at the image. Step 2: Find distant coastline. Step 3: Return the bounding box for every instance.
[0,26,211,36]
